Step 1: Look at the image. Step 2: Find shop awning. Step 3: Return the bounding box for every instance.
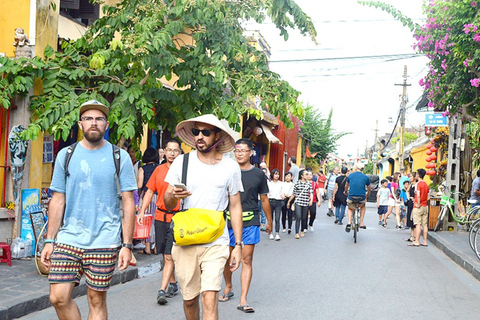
[261,124,282,145]
[58,14,87,40]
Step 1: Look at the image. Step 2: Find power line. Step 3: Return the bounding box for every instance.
[269,53,423,63]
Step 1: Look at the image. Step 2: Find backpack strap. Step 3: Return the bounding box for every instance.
[64,142,79,180]
[180,153,190,211]
[112,144,123,218]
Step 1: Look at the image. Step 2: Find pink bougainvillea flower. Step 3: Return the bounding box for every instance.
[472,1,477,7]
[463,59,470,67]
[474,33,480,42]
[470,78,480,87]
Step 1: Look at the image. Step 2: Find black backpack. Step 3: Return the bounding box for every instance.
[64,142,123,216]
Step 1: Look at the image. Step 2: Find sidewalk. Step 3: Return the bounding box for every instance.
[0,250,162,320]
[428,229,480,281]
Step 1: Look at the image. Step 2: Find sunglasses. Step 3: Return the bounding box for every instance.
[191,128,216,137]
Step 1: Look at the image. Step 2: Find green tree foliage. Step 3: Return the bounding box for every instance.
[363,161,374,175]
[300,105,349,162]
[358,0,480,120]
[0,0,317,143]
[390,132,418,146]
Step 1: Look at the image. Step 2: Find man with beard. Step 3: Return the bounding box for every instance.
[220,138,272,313]
[41,100,137,320]
[288,156,300,183]
[137,139,183,305]
[164,114,244,320]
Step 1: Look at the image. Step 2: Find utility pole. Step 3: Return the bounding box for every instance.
[395,65,410,172]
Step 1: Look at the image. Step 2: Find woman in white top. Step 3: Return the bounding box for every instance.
[268,169,284,240]
[281,172,294,234]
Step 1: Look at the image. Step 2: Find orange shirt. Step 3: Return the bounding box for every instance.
[414,180,429,207]
[146,163,180,222]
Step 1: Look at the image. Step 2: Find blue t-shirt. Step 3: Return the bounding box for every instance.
[400,190,408,205]
[50,142,137,249]
[399,176,409,190]
[346,171,370,198]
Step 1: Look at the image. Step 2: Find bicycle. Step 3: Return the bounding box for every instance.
[348,200,362,243]
[433,192,479,232]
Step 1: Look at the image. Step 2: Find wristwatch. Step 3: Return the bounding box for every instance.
[234,241,244,248]
[121,243,133,251]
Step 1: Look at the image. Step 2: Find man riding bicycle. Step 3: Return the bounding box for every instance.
[344,163,371,232]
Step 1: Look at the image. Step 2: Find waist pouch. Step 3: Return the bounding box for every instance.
[171,208,225,246]
[226,211,256,222]
[349,195,365,202]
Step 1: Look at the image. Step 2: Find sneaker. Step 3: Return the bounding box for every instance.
[288,229,291,234]
[295,234,300,239]
[269,233,274,240]
[382,223,387,229]
[275,234,281,241]
[396,225,403,230]
[260,224,266,231]
[309,226,314,232]
[338,222,343,225]
[166,282,179,298]
[157,290,168,305]
[345,224,351,233]
[334,219,339,224]
[304,229,308,233]
[282,229,286,233]
[378,221,382,225]
[404,226,410,230]
[300,231,305,237]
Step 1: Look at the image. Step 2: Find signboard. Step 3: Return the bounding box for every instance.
[43,134,54,163]
[425,113,448,126]
[21,188,41,256]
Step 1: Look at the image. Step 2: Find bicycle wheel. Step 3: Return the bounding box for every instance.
[434,206,447,232]
[474,225,480,260]
[470,219,480,252]
[353,209,359,243]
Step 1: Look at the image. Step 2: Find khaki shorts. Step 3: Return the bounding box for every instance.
[412,206,428,226]
[347,198,366,210]
[171,244,229,300]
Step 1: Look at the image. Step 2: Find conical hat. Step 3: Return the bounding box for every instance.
[175,114,235,154]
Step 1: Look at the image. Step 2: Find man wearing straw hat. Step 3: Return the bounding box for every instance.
[164,114,244,320]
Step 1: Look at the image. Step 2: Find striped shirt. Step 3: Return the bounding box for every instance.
[292,180,313,207]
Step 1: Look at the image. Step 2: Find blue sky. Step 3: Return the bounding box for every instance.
[244,0,429,160]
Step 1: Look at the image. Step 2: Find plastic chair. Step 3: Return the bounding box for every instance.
[0,242,12,266]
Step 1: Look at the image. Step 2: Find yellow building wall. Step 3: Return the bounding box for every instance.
[410,144,432,185]
[0,0,31,57]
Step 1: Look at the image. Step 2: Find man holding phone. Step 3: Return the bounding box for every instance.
[164,114,244,320]
[137,139,183,305]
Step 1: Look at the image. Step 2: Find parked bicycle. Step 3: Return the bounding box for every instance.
[433,192,478,232]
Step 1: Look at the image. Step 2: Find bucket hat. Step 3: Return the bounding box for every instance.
[175,114,235,154]
[79,99,109,117]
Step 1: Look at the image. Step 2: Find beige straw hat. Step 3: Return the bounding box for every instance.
[175,114,235,154]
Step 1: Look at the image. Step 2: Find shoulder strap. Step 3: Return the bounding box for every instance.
[64,142,79,180]
[112,144,123,217]
[182,153,189,185]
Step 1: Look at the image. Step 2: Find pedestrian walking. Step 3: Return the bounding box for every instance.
[221,138,273,313]
[163,114,244,320]
[324,167,339,217]
[40,100,137,320]
[405,172,417,242]
[332,167,348,225]
[306,170,321,232]
[281,172,294,234]
[288,156,300,184]
[376,179,389,226]
[409,169,429,247]
[287,169,313,239]
[268,168,284,240]
[383,172,402,229]
[317,170,327,202]
[137,140,183,305]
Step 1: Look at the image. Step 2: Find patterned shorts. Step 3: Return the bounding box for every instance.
[48,243,118,291]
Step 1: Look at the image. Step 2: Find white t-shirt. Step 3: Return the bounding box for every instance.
[282,181,294,197]
[164,150,244,247]
[268,180,284,200]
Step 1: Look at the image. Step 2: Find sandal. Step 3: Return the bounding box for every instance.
[219,292,234,302]
[137,249,151,255]
[237,305,255,313]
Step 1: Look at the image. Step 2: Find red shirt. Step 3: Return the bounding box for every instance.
[146,163,180,222]
[311,181,320,202]
[414,180,429,207]
[317,175,326,188]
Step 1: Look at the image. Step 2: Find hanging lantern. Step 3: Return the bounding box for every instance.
[426,142,433,149]
[426,163,436,169]
[430,147,438,152]
[427,170,436,176]
[426,150,432,155]
[430,154,437,161]
[252,126,263,136]
[426,156,432,162]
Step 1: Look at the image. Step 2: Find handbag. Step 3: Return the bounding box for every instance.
[171,153,226,246]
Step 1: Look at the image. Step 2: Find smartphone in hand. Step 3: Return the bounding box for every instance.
[174,183,187,191]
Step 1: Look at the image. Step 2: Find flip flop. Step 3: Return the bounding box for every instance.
[137,249,151,255]
[420,244,428,247]
[237,305,255,313]
[219,292,234,302]
[407,243,420,247]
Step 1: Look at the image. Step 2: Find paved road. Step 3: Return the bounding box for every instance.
[23,203,480,319]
